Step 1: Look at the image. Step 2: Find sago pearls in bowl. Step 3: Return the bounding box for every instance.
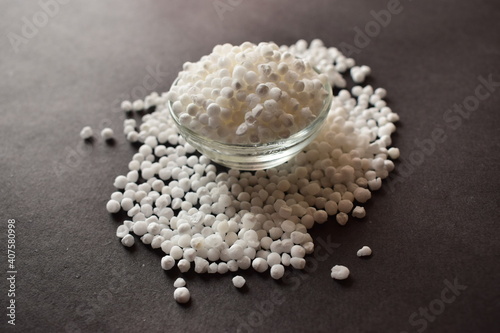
[166,42,333,170]
[104,39,400,303]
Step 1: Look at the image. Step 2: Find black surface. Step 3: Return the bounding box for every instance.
[1,1,499,332]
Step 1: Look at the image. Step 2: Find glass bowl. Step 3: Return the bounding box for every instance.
[167,78,332,171]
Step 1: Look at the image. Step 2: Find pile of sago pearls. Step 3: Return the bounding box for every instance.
[107,39,398,301]
[167,42,329,144]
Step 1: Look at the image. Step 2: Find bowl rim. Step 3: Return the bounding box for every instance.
[167,67,333,149]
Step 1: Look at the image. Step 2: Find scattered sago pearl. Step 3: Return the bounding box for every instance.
[352,206,366,219]
[173,277,186,288]
[232,275,246,288]
[101,128,114,140]
[330,265,350,280]
[336,212,349,226]
[173,287,190,304]
[357,246,372,257]
[80,126,93,140]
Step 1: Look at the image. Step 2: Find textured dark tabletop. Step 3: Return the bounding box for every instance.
[1,1,499,332]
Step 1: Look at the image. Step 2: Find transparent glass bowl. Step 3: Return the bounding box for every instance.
[167,80,332,171]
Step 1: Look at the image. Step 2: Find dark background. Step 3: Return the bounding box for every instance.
[1,1,499,332]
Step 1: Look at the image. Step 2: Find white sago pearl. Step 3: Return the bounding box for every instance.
[208,262,218,274]
[280,219,295,232]
[80,126,93,140]
[336,212,349,226]
[313,210,328,223]
[351,86,363,96]
[357,246,372,257]
[170,245,183,260]
[281,253,291,266]
[290,245,305,258]
[121,234,134,247]
[133,221,148,236]
[290,257,306,270]
[178,259,190,273]
[116,225,129,238]
[132,99,144,111]
[106,200,121,213]
[353,188,371,203]
[360,65,371,75]
[173,278,186,288]
[194,257,209,273]
[252,258,268,273]
[141,233,153,245]
[330,265,350,280]
[121,100,133,112]
[127,170,139,183]
[325,201,338,215]
[351,67,365,83]
[173,287,190,304]
[110,191,123,201]
[375,88,387,98]
[161,256,175,270]
[145,136,158,148]
[101,128,114,140]
[270,264,285,280]
[227,259,239,272]
[218,263,229,274]
[388,147,400,159]
[352,206,366,219]
[338,200,354,213]
[127,205,140,217]
[232,275,246,288]
[368,178,382,191]
[120,197,133,211]
[266,252,281,267]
